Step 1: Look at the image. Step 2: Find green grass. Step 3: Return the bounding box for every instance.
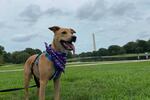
[0,61,150,100]
[0,64,22,70]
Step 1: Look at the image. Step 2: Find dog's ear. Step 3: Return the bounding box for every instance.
[48,26,60,32]
[70,28,76,33]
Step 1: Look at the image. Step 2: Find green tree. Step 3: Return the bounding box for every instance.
[97,48,109,56]
[0,45,5,64]
[136,40,148,53]
[24,48,36,55]
[147,39,150,51]
[79,52,93,57]
[3,52,12,63]
[34,49,42,54]
[17,52,30,63]
[0,45,4,55]
[67,52,73,58]
[11,51,30,64]
[123,42,137,54]
[92,51,99,57]
[24,48,42,55]
[108,45,125,55]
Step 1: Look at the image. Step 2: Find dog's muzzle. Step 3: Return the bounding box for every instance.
[60,35,77,54]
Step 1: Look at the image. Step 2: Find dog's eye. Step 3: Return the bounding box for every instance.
[62,31,67,35]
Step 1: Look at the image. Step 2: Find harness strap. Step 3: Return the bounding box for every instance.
[31,54,41,88]
[31,53,56,84]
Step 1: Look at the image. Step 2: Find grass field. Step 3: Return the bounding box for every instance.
[0,61,150,100]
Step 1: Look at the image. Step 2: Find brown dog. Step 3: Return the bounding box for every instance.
[24,26,76,100]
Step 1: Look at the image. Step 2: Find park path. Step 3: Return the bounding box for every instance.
[68,59,150,67]
[0,60,149,73]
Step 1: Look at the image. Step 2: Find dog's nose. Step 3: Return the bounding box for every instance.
[71,36,77,42]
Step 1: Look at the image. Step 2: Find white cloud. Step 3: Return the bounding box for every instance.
[19,4,42,24]
[11,33,39,42]
[1,0,150,53]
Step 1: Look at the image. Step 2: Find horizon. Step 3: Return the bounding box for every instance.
[1,38,150,54]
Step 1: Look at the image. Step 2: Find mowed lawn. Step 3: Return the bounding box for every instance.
[0,61,150,100]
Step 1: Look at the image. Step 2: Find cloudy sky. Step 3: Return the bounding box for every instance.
[0,0,150,54]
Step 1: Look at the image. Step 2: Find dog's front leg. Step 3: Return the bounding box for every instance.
[53,78,61,100]
[39,80,48,100]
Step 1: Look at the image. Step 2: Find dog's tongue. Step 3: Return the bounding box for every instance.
[63,42,75,54]
[71,44,75,54]
[68,43,75,54]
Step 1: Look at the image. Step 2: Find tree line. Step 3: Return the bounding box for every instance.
[0,47,42,64]
[78,39,150,57]
[0,39,150,64]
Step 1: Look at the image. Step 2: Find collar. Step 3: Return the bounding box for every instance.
[44,42,67,72]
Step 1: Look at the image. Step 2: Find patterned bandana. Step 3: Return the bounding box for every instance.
[44,42,67,79]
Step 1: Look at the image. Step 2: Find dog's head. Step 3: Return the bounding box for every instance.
[49,26,77,53]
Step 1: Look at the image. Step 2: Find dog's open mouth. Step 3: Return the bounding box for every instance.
[60,40,75,53]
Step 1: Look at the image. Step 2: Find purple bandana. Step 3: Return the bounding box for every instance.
[44,42,67,79]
